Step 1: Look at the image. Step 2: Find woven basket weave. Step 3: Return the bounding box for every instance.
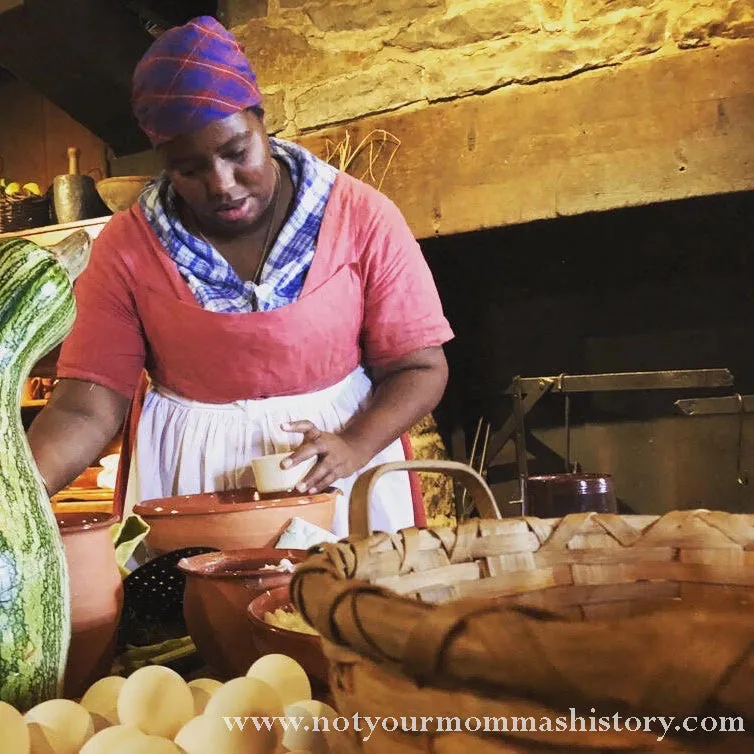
[291,460,754,753]
[0,192,52,233]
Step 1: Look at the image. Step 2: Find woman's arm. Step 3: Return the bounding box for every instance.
[284,181,453,494]
[28,216,148,495]
[27,378,131,495]
[282,346,448,494]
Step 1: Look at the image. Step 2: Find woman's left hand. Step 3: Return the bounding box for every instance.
[281,420,367,494]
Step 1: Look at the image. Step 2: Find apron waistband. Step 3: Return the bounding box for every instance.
[149,365,371,417]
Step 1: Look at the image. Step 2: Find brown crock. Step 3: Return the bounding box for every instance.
[247,585,329,686]
[177,547,307,679]
[133,487,339,555]
[56,511,123,699]
[526,473,617,518]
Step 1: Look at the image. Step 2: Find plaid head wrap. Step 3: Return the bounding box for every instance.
[131,16,263,146]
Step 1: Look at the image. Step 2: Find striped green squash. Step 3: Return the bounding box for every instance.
[0,231,90,710]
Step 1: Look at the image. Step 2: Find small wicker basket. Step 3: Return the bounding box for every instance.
[291,460,754,753]
[0,192,52,233]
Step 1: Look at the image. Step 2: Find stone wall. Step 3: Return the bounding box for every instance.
[226,0,754,137]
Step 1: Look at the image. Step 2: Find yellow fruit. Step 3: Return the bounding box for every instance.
[23,182,42,196]
[5,182,21,196]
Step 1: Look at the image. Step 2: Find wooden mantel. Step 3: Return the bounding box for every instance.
[297,39,754,240]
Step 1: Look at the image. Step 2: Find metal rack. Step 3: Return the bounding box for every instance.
[460,368,734,517]
[675,393,754,487]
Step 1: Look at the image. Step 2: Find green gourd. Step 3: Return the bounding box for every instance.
[0,230,91,710]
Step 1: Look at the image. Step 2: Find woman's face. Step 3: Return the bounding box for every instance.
[161,109,275,237]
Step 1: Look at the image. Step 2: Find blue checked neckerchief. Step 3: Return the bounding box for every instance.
[139,137,339,313]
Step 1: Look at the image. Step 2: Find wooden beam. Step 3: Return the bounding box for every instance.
[296,40,754,240]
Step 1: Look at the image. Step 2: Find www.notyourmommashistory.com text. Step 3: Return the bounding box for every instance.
[224,708,745,743]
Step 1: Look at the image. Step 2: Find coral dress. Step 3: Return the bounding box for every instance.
[57,172,454,537]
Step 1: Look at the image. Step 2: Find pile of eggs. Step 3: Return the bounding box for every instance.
[2,653,338,753]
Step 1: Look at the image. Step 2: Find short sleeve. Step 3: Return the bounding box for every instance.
[56,223,146,399]
[358,191,454,367]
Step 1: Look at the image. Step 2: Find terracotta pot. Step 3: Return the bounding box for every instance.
[133,487,339,556]
[527,473,617,518]
[247,585,329,686]
[177,548,307,679]
[56,511,123,699]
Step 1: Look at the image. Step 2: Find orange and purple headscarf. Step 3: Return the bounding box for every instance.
[131,16,263,147]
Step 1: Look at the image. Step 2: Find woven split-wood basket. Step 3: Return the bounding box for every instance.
[0,191,52,233]
[291,460,754,753]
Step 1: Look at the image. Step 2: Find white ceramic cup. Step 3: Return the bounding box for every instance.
[251,452,317,494]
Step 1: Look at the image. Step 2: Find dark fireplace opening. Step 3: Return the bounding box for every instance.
[421,189,754,516]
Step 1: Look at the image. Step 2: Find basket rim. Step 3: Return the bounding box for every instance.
[0,191,48,202]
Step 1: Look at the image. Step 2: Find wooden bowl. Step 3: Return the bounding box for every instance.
[133,487,339,556]
[56,511,123,699]
[247,585,329,685]
[96,176,151,212]
[177,547,307,679]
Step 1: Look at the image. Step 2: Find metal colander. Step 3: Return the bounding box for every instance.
[117,546,218,648]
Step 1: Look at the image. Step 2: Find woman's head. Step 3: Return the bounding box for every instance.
[132,16,275,235]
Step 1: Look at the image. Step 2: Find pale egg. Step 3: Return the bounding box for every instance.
[108,736,185,753]
[80,675,126,726]
[79,724,146,754]
[285,699,338,720]
[187,677,223,715]
[247,654,312,707]
[203,677,284,751]
[203,676,284,718]
[24,699,94,754]
[117,665,194,739]
[174,712,276,754]
[281,699,338,754]
[0,700,30,754]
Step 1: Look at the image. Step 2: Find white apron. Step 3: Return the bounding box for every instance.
[123,366,413,539]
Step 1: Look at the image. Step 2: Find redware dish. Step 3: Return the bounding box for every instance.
[177,547,307,679]
[133,486,338,555]
[247,585,329,685]
[56,511,123,699]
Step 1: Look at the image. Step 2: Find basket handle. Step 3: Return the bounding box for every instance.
[349,459,501,539]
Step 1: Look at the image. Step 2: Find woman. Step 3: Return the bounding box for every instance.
[28,16,453,537]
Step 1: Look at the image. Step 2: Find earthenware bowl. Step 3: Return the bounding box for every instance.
[177,547,307,679]
[56,511,123,699]
[247,585,329,685]
[96,175,151,212]
[133,487,338,556]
